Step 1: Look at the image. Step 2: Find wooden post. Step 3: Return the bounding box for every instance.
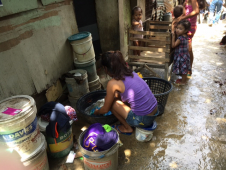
[145,18,150,47]
[165,35,170,80]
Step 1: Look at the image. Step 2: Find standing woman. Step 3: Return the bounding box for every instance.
[174,0,205,77]
[94,51,158,135]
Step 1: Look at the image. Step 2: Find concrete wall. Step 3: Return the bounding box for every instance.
[119,0,131,59]
[0,0,78,100]
[95,0,120,52]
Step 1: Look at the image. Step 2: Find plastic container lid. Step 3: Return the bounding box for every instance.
[142,121,157,131]
[0,95,35,122]
[38,117,49,132]
[68,32,91,42]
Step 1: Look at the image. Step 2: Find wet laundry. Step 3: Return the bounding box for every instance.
[85,99,112,116]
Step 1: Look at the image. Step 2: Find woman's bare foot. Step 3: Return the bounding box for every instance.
[113,125,133,134]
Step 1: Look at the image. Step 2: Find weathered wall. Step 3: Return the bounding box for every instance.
[0,0,78,100]
[137,0,146,22]
[119,0,131,59]
[95,0,120,52]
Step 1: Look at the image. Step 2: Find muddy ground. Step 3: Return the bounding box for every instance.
[49,21,226,170]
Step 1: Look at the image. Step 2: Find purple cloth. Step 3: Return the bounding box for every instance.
[83,123,118,152]
[95,130,118,151]
[120,72,157,116]
[83,123,105,152]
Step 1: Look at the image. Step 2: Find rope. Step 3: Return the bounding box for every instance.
[73,45,92,57]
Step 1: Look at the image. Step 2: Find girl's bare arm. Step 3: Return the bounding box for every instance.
[172,33,181,48]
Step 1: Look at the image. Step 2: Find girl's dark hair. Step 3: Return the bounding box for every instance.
[197,0,206,10]
[177,20,191,32]
[132,6,142,16]
[101,51,133,80]
[173,5,183,18]
[183,0,206,10]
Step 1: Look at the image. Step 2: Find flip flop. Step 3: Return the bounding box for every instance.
[187,74,192,78]
[175,81,186,86]
[112,125,132,135]
[175,79,182,83]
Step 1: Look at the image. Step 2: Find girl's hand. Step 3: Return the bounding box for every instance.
[138,23,142,28]
[173,14,185,26]
[94,109,99,115]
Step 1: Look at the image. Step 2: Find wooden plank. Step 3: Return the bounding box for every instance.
[149,21,172,25]
[149,25,171,29]
[129,29,170,37]
[149,36,167,41]
[129,55,170,62]
[128,62,165,68]
[129,37,170,45]
[128,46,170,53]
[144,64,161,78]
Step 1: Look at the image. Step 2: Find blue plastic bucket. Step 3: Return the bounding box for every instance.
[135,121,157,142]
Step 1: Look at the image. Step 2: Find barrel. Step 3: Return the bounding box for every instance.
[68,95,80,110]
[0,95,42,159]
[38,118,74,158]
[65,69,89,98]
[74,58,98,82]
[22,134,49,170]
[78,128,120,170]
[68,32,95,63]
[46,127,73,158]
[88,76,101,92]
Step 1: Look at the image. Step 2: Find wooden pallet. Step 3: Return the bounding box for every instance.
[128,19,173,80]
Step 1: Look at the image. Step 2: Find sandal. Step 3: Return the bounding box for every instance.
[112,125,132,135]
[175,81,186,86]
[175,79,182,83]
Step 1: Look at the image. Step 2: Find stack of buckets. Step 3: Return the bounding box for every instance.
[0,95,49,170]
[65,69,90,109]
[68,32,101,93]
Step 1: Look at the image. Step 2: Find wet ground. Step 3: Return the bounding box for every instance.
[50,21,226,170]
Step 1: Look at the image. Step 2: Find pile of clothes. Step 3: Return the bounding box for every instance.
[83,123,118,152]
[85,99,112,116]
[38,102,77,138]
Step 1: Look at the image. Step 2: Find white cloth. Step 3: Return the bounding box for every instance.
[132,19,143,39]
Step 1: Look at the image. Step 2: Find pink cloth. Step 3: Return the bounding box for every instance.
[65,106,77,121]
[185,4,197,26]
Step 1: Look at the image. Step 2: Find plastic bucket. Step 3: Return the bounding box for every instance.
[135,121,157,142]
[46,127,73,158]
[88,76,101,92]
[69,32,95,62]
[74,58,98,82]
[78,128,120,170]
[0,95,42,159]
[65,69,89,98]
[68,95,80,110]
[22,134,49,170]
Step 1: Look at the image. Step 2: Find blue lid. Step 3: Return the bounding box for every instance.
[68,32,91,42]
[142,121,157,131]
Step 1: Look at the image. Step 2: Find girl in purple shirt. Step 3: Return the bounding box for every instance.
[94,51,158,135]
